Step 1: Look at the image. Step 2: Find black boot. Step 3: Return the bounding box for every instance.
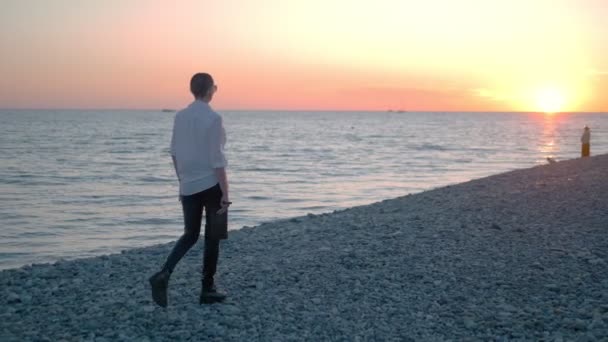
[200,239,225,304]
[149,270,170,307]
[200,278,226,304]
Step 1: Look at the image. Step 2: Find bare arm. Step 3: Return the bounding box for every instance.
[209,115,229,213]
[172,155,180,181]
[172,155,182,201]
[214,167,230,214]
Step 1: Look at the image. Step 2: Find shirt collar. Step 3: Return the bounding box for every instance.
[190,99,211,110]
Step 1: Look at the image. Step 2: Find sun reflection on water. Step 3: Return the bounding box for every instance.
[538,114,559,162]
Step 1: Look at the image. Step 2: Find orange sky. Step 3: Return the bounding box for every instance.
[0,0,607,112]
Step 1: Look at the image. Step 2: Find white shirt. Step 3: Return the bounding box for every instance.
[170,100,227,195]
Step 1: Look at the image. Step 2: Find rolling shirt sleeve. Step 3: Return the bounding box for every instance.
[208,116,227,168]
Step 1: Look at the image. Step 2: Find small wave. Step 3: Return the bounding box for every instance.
[452,158,473,163]
[124,234,176,241]
[133,133,159,137]
[247,195,271,200]
[464,147,498,153]
[138,176,172,183]
[0,252,28,258]
[226,208,250,213]
[298,205,329,211]
[107,137,135,141]
[0,178,66,186]
[250,145,270,151]
[283,180,310,184]
[125,218,176,225]
[418,143,449,151]
[0,213,27,220]
[278,198,305,203]
[65,217,95,223]
[18,231,59,238]
[240,167,283,172]
[345,134,362,142]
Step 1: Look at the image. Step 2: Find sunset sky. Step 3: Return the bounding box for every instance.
[1,0,606,112]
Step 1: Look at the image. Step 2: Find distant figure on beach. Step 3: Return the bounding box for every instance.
[149,72,230,306]
[581,126,591,157]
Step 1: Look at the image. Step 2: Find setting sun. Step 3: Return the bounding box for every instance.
[535,87,566,113]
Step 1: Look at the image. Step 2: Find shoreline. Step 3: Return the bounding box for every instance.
[1,154,607,340]
[3,109,607,272]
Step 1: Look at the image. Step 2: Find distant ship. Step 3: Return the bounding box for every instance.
[161,109,176,113]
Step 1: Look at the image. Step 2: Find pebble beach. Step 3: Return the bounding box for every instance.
[1,154,607,341]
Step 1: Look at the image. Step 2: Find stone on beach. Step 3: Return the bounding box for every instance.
[1,154,607,341]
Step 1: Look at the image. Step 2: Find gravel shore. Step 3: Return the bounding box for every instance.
[1,154,607,341]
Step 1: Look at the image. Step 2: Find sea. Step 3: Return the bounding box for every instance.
[1,110,607,270]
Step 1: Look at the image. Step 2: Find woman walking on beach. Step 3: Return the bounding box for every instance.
[149,72,230,306]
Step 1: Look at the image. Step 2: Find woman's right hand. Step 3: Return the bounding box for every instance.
[217,195,231,214]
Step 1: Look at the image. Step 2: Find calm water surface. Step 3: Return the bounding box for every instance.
[1,110,607,269]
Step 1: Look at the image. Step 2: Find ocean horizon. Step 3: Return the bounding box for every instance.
[3,108,608,114]
[1,109,607,270]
